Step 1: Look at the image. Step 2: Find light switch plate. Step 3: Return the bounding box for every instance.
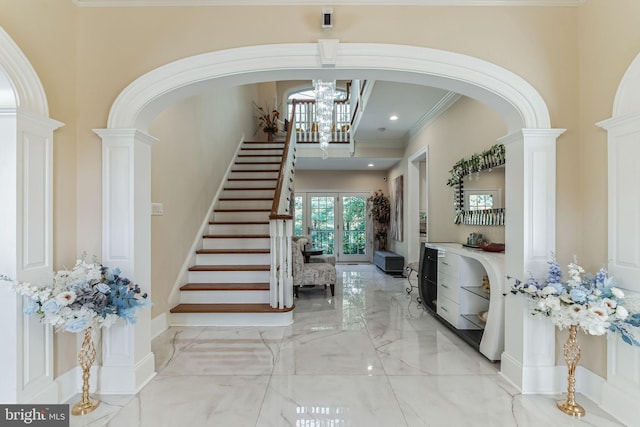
[151,202,164,216]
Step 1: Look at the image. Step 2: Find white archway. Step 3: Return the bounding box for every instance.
[97,41,564,393]
[596,51,640,427]
[0,25,63,403]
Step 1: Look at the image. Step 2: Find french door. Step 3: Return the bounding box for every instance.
[295,192,371,262]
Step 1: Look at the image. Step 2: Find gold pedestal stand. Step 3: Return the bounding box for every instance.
[557,325,585,417]
[72,327,100,416]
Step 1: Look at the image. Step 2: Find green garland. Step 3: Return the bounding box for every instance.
[446,144,506,187]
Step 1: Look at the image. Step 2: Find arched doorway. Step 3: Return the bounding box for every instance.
[0,26,63,403]
[97,41,564,394]
[596,51,640,427]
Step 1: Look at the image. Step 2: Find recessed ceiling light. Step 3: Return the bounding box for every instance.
[368,163,374,167]
[389,115,398,121]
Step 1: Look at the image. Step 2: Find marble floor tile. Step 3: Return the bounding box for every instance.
[67,264,626,427]
[105,375,270,427]
[274,328,384,376]
[256,375,408,427]
[158,326,285,376]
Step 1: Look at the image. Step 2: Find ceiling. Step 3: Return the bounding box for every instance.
[295,80,458,171]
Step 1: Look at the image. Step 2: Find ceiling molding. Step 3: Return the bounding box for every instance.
[407,91,461,140]
[72,0,586,7]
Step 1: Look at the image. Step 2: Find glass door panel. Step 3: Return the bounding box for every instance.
[309,194,335,255]
[340,194,369,262]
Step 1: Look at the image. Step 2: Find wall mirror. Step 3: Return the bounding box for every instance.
[446,144,506,225]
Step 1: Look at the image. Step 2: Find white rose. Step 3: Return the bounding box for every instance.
[542,286,558,295]
[616,306,629,320]
[611,287,625,298]
[545,296,561,311]
[525,285,538,294]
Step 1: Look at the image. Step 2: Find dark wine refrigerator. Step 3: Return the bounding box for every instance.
[418,244,438,312]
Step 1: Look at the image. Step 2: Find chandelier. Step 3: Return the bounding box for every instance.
[313,80,335,159]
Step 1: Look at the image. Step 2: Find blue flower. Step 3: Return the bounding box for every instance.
[96,282,110,294]
[41,299,59,314]
[23,299,39,315]
[569,288,588,303]
[65,318,89,333]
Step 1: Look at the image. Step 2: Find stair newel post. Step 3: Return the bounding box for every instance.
[269,220,279,308]
[283,219,294,308]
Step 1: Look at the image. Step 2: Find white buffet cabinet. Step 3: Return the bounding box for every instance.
[426,243,505,361]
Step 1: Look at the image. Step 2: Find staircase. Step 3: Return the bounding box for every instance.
[170,141,294,326]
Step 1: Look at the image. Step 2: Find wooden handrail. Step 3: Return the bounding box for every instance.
[269,100,296,220]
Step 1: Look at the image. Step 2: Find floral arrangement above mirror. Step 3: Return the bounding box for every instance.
[446,144,506,225]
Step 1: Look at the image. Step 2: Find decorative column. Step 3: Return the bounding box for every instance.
[93,129,156,394]
[0,109,62,403]
[500,128,565,393]
[597,112,640,427]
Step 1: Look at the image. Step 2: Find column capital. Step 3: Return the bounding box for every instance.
[93,128,158,146]
[499,128,566,145]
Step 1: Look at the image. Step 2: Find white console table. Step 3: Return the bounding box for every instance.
[425,243,505,361]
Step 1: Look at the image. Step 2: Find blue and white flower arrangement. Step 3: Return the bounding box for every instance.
[509,256,640,346]
[1,255,150,333]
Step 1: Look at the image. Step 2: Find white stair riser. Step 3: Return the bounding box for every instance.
[236,156,283,163]
[208,223,270,234]
[240,149,284,156]
[212,211,270,222]
[221,189,275,198]
[179,290,270,304]
[170,311,293,327]
[218,200,272,210]
[229,171,278,179]
[242,143,284,149]
[203,237,270,250]
[195,253,270,265]
[188,270,270,283]
[225,180,277,189]
[232,163,280,171]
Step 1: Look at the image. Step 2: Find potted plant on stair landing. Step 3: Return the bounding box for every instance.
[254,102,280,141]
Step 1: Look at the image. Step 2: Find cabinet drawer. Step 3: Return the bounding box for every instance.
[437,271,459,303]
[437,296,460,327]
[438,252,459,278]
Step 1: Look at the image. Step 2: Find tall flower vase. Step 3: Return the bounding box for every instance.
[557,325,585,417]
[72,327,100,416]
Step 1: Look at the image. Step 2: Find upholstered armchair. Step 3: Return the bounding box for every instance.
[292,235,336,266]
[292,241,337,298]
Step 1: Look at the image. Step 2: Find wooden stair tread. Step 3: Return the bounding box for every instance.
[214,208,270,212]
[189,265,270,271]
[238,154,283,157]
[231,169,279,173]
[180,283,270,291]
[227,178,277,181]
[243,141,284,145]
[209,221,269,224]
[203,234,269,239]
[219,197,273,201]
[170,303,293,314]
[235,161,281,164]
[223,187,275,191]
[196,249,269,254]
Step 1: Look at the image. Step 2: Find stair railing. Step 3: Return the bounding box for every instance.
[268,102,297,309]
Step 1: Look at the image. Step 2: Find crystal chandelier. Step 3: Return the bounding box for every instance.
[313,80,335,159]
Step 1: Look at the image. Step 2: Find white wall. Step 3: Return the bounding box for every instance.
[148,84,259,316]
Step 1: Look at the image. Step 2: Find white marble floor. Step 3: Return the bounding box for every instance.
[70,264,625,427]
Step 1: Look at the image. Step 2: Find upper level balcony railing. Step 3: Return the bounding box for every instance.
[290,99,351,144]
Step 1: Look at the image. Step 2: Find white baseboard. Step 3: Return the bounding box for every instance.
[151,313,168,339]
[55,365,100,404]
[98,351,156,395]
[601,377,639,427]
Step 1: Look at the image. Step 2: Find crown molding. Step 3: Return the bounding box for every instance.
[72,0,586,7]
[408,91,461,140]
